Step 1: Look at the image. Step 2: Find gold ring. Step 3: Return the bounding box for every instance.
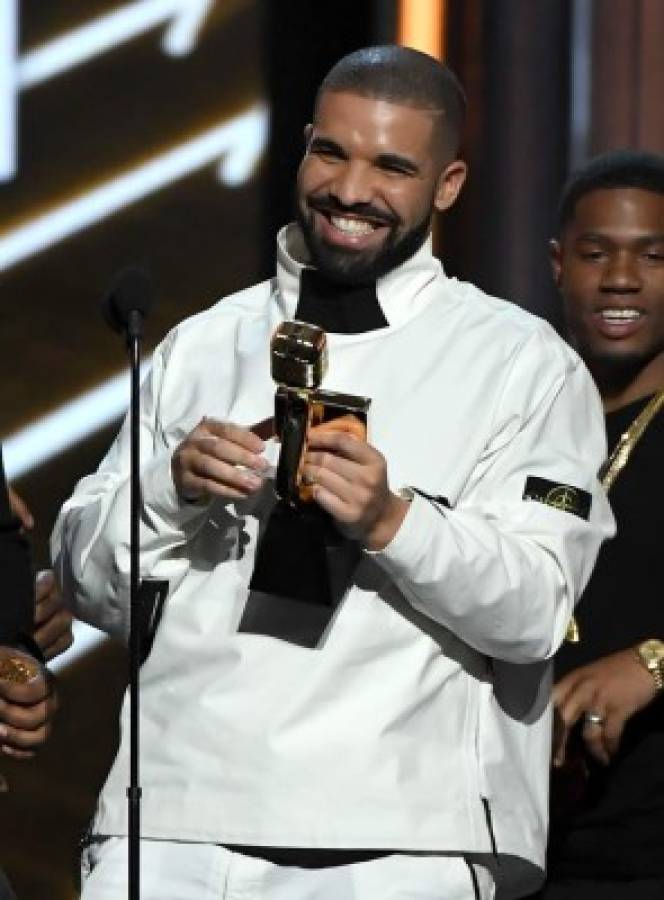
[0,656,39,684]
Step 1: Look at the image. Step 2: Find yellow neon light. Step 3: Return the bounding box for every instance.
[397,0,446,60]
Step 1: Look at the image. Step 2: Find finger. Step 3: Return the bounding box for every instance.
[306,430,374,462]
[552,709,570,768]
[581,716,610,766]
[554,681,595,737]
[7,487,34,530]
[195,435,270,472]
[303,450,365,485]
[552,670,586,709]
[200,419,265,455]
[0,673,50,706]
[34,612,74,659]
[309,415,366,441]
[34,569,57,605]
[188,453,267,496]
[38,632,75,663]
[1,745,36,760]
[310,484,352,523]
[0,697,51,733]
[304,463,362,508]
[34,587,65,627]
[0,721,49,751]
[602,712,627,759]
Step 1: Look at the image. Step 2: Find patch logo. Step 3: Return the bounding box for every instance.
[523,477,591,520]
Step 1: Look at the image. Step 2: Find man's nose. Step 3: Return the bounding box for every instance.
[328,161,373,208]
[600,251,642,292]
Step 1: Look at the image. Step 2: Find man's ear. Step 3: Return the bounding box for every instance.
[549,238,563,287]
[434,160,468,212]
[303,124,313,150]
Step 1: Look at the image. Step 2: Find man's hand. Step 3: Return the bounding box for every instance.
[172,418,269,503]
[7,486,34,531]
[302,429,409,550]
[0,647,56,759]
[553,647,659,768]
[33,570,74,662]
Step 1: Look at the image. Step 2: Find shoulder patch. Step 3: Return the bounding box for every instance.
[523,477,591,520]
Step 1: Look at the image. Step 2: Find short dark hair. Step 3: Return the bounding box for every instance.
[558,149,664,233]
[315,45,466,160]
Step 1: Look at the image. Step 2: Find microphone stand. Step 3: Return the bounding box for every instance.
[126,308,144,900]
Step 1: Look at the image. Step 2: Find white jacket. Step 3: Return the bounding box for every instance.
[52,226,614,897]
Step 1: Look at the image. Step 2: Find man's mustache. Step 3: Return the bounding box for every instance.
[307,196,398,228]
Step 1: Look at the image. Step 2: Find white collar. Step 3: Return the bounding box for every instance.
[275,223,444,331]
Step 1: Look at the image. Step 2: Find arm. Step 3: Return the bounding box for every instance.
[0,450,34,647]
[6,485,74,661]
[0,452,55,757]
[305,329,615,664]
[51,339,268,640]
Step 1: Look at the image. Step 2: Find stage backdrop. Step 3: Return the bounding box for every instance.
[0,1,265,897]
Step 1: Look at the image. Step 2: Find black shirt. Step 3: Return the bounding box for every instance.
[549,396,664,879]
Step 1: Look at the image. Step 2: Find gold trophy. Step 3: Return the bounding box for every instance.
[271,321,371,506]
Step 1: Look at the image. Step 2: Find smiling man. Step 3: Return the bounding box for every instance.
[53,47,613,899]
[541,150,664,899]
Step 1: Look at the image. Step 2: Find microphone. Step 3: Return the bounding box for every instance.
[101,265,153,339]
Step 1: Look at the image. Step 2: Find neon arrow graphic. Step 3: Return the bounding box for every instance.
[0,102,268,273]
[17,0,216,89]
[1,0,216,180]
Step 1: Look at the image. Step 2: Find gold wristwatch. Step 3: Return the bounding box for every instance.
[635,639,664,691]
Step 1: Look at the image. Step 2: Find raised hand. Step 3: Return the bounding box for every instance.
[553,647,659,767]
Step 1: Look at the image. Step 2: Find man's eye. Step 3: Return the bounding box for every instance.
[312,145,342,160]
[380,164,411,176]
[644,250,664,262]
[579,250,605,261]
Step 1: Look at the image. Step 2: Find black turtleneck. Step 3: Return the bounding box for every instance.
[295,268,388,334]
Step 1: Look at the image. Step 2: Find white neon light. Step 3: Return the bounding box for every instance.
[17,0,215,90]
[0,0,215,181]
[0,103,268,273]
[0,0,17,182]
[2,360,152,480]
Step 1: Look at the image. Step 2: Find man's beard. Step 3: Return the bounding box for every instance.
[296,197,432,286]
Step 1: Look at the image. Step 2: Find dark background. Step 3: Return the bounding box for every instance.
[0,1,662,896]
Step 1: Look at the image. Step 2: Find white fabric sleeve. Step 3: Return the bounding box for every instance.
[50,338,209,642]
[373,329,615,664]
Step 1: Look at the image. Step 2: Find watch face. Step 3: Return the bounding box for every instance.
[641,640,664,664]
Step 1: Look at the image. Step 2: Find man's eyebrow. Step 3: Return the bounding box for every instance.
[575,231,664,243]
[375,153,420,175]
[308,136,346,156]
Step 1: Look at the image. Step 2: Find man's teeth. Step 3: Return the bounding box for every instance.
[599,309,643,321]
[330,216,376,235]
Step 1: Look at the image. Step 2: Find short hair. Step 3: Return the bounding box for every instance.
[558,149,664,233]
[315,45,467,160]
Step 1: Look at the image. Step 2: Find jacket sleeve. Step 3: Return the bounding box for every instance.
[50,337,211,642]
[373,327,615,664]
[0,447,35,646]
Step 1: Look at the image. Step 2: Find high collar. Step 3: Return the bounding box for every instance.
[275,223,444,334]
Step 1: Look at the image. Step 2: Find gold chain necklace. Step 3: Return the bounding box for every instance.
[566,387,664,643]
